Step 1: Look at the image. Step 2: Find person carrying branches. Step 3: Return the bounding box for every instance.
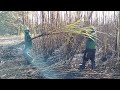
[23,26,33,65]
[80,26,97,70]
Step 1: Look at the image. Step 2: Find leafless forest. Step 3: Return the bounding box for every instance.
[0,11,120,79]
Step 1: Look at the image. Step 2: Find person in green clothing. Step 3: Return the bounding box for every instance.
[23,28,33,65]
[80,26,97,70]
[24,29,32,54]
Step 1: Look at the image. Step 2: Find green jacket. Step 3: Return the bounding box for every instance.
[86,38,96,49]
[24,31,32,49]
[86,32,96,49]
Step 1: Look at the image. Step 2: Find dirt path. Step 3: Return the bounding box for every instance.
[0,36,44,79]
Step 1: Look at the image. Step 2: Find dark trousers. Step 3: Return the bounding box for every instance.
[23,46,32,65]
[81,49,96,69]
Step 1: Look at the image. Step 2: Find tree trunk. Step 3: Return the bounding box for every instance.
[117,11,120,60]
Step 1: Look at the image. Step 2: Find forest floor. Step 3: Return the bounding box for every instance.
[0,36,120,79]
